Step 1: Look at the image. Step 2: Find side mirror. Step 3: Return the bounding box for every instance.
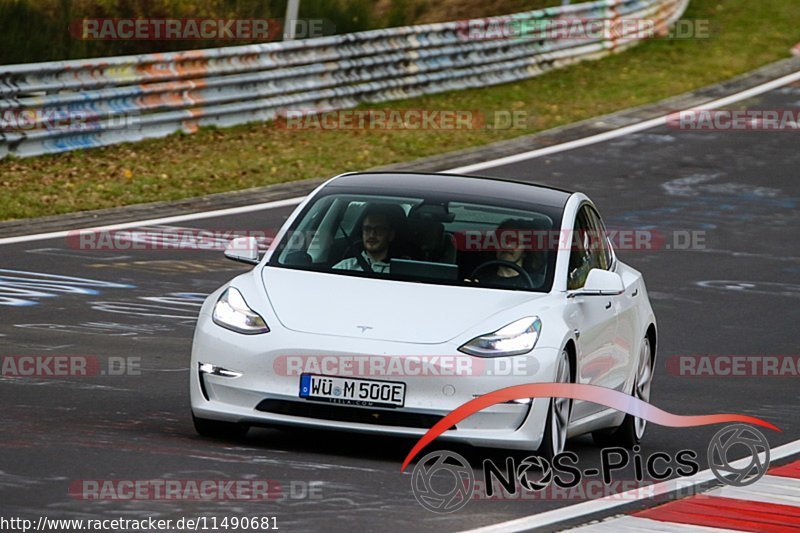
[568,268,624,297]
[224,236,260,265]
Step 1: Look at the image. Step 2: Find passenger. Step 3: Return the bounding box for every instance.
[476,218,547,289]
[332,205,397,273]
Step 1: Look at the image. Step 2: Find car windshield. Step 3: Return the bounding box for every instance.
[270,190,561,292]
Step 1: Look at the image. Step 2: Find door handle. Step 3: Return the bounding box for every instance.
[605,301,612,310]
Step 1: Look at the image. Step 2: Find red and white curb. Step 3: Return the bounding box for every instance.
[569,459,800,532]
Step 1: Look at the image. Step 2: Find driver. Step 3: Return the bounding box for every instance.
[332,205,396,273]
[475,218,546,288]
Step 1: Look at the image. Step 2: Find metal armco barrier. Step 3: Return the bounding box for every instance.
[0,0,688,159]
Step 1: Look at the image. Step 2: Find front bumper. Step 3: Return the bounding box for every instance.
[190,312,561,450]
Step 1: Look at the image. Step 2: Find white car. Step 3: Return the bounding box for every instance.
[190,172,657,457]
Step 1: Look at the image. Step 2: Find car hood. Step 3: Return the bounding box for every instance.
[261,267,545,344]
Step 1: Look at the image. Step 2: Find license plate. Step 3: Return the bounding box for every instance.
[299,374,406,408]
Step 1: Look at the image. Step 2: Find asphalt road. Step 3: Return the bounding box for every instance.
[1,81,798,532]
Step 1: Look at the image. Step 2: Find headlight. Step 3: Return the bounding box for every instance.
[458,317,541,357]
[212,287,270,334]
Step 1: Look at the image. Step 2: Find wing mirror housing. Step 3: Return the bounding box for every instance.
[224,236,260,265]
[568,269,624,297]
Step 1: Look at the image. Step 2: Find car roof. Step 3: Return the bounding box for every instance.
[326,172,574,209]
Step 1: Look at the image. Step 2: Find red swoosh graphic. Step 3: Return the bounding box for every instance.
[400,383,780,472]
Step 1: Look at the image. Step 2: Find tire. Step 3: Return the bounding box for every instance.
[539,349,572,460]
[192,413,249,439]
[592,336,653,448]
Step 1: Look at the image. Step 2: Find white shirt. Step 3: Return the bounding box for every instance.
[332,251,390,273]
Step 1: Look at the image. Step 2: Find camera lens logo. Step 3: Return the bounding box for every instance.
[516,456,553,492]
[708,424,770,487]
[411,450,474,513]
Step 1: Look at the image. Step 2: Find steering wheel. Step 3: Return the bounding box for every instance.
[469,260,535,288]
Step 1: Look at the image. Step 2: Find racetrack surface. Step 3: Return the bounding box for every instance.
[1,81,798,532]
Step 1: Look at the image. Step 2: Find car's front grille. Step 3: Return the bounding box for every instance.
[254,399,445,429]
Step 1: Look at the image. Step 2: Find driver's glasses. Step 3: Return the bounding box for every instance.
[363,224,390,235]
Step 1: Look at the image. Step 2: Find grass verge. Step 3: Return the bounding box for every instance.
[1,0,798,221]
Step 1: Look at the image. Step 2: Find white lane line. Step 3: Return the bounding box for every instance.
[0,197,305,246]
[2,68,799,247]
[568,516,739,532]
[707,474,800,507]
[460,438,800,533]
[446,69,800,175]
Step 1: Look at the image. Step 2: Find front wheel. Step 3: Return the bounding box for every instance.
[192,413,249,439]
[539,349,572,459]
[592,336,653,448]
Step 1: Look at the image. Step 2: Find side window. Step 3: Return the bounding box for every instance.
[589,208,614,270]
[568,205,610,290]
[568,208,594,290]
[586,206,612,271]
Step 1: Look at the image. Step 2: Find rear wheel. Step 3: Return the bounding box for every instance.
[192,413,249,439]
[592,336,653,448]
[539,349,572,459]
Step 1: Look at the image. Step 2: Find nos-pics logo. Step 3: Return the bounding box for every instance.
[411,424,770,514]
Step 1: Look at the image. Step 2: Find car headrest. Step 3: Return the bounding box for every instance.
[408,204,454,223]
[408,217,445,251]
[360,203,408,234]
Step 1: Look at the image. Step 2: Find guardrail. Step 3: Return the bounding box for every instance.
[0,0,688,159]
